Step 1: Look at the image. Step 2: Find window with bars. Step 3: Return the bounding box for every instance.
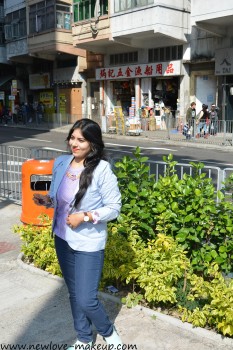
[148,45,183,62]
[4,8,27,41]
[110,51,138,65]
[29,1,71,34]
[114,0,153,13]
[73,0,108,23]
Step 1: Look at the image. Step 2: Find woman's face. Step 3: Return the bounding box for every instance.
[68,128,92,162]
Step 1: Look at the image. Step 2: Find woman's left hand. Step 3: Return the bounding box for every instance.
[66,213,84,229]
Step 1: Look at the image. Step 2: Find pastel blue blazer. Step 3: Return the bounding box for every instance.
[49,155,122,251]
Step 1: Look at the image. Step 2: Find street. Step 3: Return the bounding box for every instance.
[1,125,233,169]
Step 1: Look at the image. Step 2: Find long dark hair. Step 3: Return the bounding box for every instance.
[66,118,106,208]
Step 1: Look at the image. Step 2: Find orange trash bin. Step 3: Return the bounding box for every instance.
[21,159,54,225]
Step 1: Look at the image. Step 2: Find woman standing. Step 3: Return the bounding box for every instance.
[33,119,122,349]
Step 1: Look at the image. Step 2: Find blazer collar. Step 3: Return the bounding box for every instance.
[53,155,74,194]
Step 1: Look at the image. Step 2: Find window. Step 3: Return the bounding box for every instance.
[114,0,153,13]
[4,8,26,41]
[148,45,183,62]
[73,0,108,23]
[56,11,71,29]
[110,51,138,65]
[29,1,71,34]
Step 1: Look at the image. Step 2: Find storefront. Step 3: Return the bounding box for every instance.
[29,70,84,123]
[96,60,181,119]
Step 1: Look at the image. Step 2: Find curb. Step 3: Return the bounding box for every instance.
[17,253,233,346]
[134,305,233,347]
[16,252,63,282]
[102,133,233,152]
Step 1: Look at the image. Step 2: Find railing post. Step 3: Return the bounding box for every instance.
[223,120,226,145]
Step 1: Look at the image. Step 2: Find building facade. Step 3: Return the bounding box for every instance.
[0,0,87,124]
[1,1,233,125]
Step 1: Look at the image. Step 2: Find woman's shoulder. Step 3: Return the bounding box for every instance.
[93,159,115,177]
[54,154,72,167]
[95,159,111,171]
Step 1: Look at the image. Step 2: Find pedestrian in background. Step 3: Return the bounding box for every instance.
[33,118,123,350]
[186,102,196,124]
[186,102,196,137]
[21,102,28,125]
[196,104,210,138]
[209,103,218,136]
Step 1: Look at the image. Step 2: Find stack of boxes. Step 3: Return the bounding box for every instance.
[127,97,141,132]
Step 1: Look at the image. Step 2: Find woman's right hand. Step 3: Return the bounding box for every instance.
[33,194,53,208]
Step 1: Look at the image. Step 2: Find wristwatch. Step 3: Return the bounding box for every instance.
[83,212,90,222]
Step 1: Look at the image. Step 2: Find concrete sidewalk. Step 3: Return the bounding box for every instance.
[0,199,233,350]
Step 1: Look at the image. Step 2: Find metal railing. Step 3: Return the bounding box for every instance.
[0,146,67,203]
[1,145,233,205]
[3,113,233,147]
[105,115,233,146]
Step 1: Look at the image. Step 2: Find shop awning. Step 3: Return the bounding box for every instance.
[0,76,14,87]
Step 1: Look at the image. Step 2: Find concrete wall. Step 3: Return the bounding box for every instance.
[110,1,191,44]
[191,0,233,24]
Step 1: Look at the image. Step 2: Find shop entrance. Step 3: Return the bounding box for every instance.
[112,80,135,116]
[152,77,179,117]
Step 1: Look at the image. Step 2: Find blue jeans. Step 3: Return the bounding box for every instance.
[197,121,208,134]
[55,235,113,343]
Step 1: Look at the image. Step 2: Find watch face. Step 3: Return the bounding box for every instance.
[84,215,90,222]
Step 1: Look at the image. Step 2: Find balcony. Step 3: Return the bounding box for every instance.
[28,30,86,61]
[191,0,233,37]
[72,0,111,53]
[27,1,86,60]
[73,0,191,53]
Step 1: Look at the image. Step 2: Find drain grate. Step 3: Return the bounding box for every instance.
[0,242,17,254]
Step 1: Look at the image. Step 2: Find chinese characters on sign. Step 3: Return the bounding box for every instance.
[215,48,233,75]
[96,61,180,80]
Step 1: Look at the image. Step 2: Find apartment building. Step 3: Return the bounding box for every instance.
[0,0,87,123]
[72,0,191,121]
[1,1,233,125]
[72,0,233,121]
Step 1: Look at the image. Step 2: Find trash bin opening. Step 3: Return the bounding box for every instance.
[30,174,52,191]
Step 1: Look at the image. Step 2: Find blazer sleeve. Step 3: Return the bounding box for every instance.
[93,162,122,222]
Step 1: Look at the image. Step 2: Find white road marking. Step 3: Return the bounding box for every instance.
[14,136,52,143]
[107,148,138,154]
